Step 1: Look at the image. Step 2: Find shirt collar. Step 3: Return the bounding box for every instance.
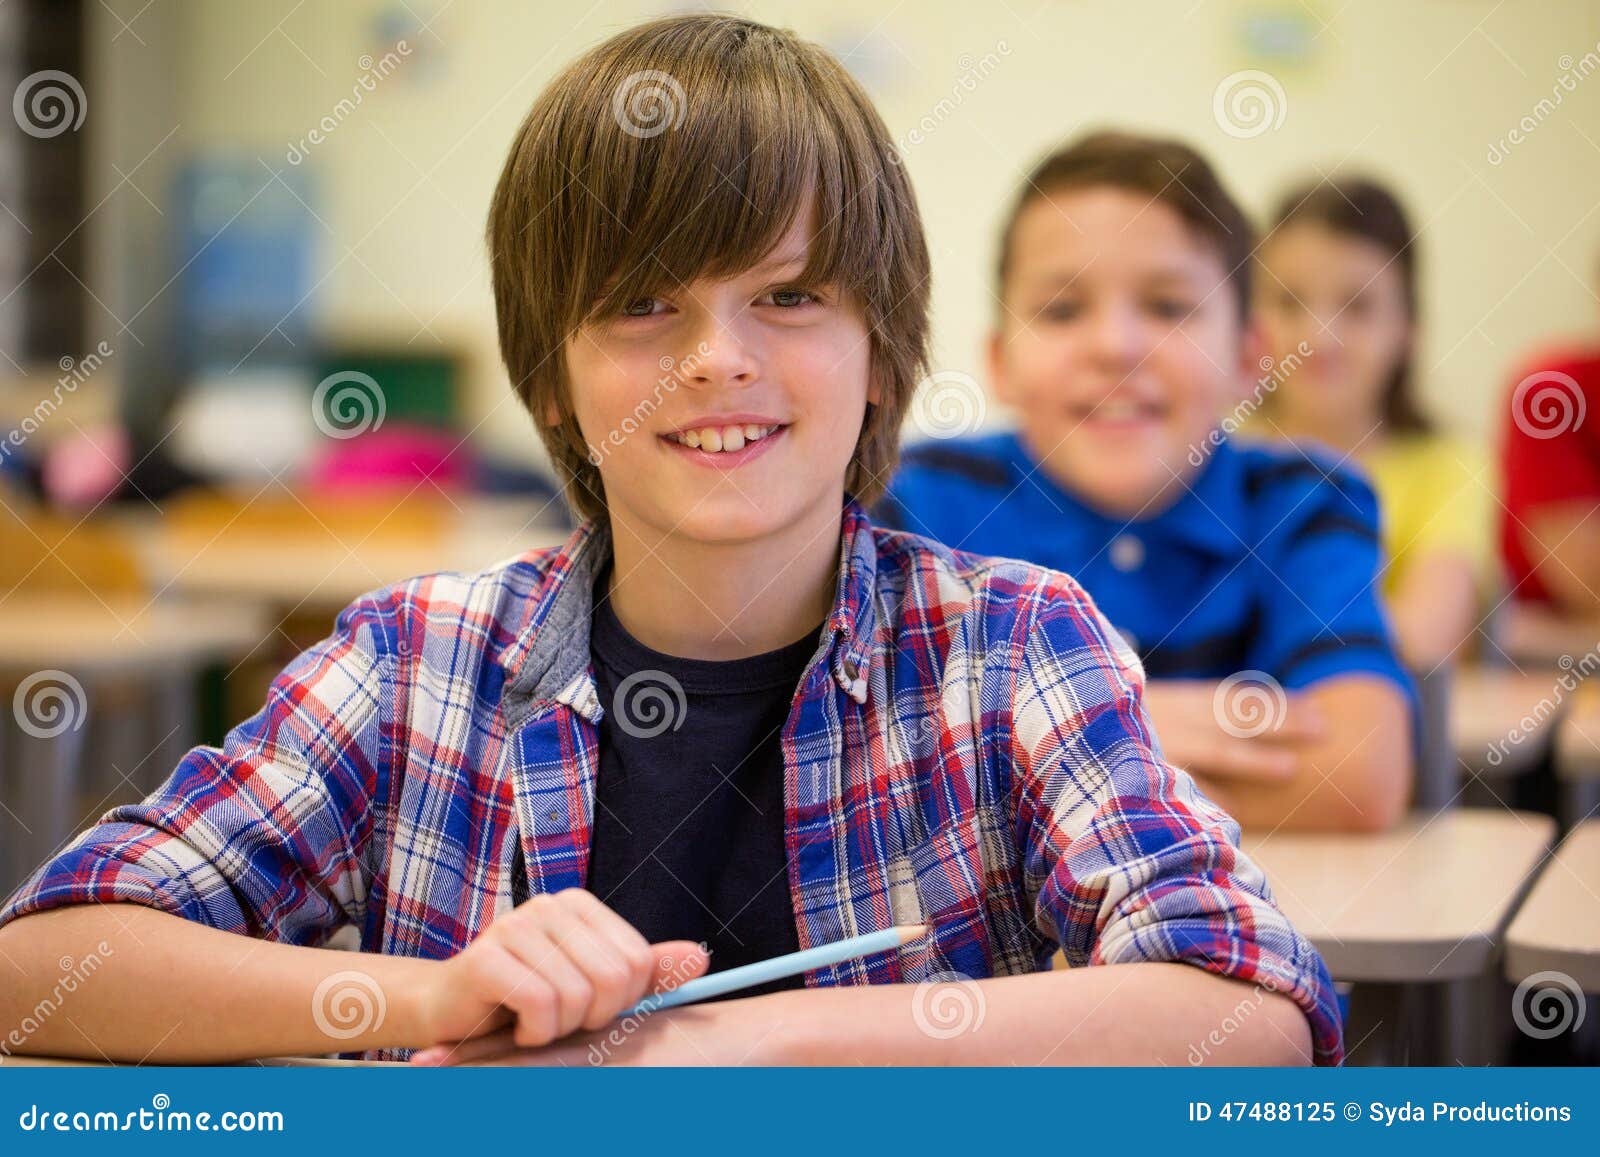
[1004,430,1249,561]
[500,496,883,715]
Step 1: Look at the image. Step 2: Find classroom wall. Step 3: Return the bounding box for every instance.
[92,0,1600,461]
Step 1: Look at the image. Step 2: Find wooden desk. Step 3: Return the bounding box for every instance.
[1241,809,1555,982]
[1555,678,1600,781]
[0,593,269,678]
[1505,820,1600,991]
[1450,666,1570,780]
[2,1055,403,1067]
[0,593,270,891]
[121,498,567,618]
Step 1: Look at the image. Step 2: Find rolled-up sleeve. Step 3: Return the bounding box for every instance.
[0,593,396,947]
[1007,576,1344,1066]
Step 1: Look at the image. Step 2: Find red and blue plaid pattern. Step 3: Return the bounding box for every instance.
[0,499,1343,1064]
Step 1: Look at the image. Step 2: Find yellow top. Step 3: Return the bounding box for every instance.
[1359,434,1494,597]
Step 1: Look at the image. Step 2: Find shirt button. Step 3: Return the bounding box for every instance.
[547,809,561,823]
[1110,534,1145,572]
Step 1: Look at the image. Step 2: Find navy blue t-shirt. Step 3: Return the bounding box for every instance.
[584,575,823,998]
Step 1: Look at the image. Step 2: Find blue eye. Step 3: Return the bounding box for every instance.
[768,288,817,308]
[621,297,660,317]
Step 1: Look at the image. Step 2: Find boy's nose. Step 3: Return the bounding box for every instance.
[683,319,760,389]
[1087,305,1150,367]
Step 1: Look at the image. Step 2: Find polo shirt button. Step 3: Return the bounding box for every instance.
[1110,534,1145,572]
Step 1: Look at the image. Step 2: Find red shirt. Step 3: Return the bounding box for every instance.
[1500,345,1600,603]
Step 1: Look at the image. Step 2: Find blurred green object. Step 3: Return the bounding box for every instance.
[312,347,460,431]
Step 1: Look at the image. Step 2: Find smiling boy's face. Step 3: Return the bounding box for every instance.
[562,209,876,547]
[990,187,1258,518]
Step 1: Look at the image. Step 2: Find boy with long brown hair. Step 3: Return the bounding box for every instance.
[0,17,1339,1066]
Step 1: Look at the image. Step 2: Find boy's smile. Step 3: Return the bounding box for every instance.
[661,414,790,467]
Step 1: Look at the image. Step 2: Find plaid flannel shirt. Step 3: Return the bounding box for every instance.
[0,499,1343,1063]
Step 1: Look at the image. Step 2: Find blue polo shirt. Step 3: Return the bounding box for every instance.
[876,431,1411,694]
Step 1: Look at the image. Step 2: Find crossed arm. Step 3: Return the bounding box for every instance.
[0,897,1311,1066]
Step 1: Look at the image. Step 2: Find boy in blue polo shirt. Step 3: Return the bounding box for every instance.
[879,131,1413,832]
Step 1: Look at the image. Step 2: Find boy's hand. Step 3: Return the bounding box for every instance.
[1141,678,1325,781]
[413,888,709,1052]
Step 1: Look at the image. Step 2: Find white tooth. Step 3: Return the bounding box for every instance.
[743,423,764,441]
[700,427,722,452]
[722,426,745,452]
[682,429,701,448]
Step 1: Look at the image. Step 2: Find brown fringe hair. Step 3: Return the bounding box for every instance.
[486,14,932,523]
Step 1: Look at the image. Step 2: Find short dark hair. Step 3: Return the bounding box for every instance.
[994,129,1255,321]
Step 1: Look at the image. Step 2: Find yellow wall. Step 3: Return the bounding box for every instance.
[98,0,1600,459]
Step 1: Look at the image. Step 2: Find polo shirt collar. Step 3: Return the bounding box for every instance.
[1003,429,1249,560]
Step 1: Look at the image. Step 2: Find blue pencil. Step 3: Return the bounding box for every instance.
[623,923,929,1017]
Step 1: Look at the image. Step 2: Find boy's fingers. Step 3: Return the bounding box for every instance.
[648,940,711,995]
[563,891,656,974]
[1276,699,1328,742]
[411,1028,520,1066]
[1188,737,1298,781]
[500,925,594,1041]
